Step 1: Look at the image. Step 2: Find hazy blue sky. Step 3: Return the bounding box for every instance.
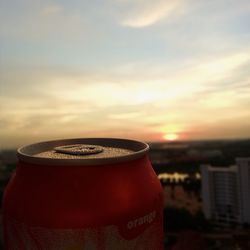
[1,0,250,148]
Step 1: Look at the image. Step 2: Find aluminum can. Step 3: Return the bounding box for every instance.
[3,138,163,249]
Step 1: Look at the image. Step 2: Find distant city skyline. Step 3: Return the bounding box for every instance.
[1,0,250,148]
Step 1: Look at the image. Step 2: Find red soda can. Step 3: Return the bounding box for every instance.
[3,138,163,249]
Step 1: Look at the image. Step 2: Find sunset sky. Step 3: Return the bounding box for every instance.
[1,0,250,148]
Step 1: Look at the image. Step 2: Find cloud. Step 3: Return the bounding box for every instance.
[119,0,185,28]
[108,112,143,120]
[1,48,250,147]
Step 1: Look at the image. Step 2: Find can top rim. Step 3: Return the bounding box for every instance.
[17,138,149,166]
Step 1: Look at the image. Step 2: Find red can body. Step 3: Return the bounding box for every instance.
[3,138,163,249]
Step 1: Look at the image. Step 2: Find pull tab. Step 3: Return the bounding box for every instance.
[54,144,104,155]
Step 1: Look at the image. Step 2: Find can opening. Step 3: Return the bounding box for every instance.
[54,144,104,155]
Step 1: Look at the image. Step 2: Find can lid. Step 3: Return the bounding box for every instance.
[17,138,149,166]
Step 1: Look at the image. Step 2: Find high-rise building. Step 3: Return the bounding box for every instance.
[236,158,250,224]
[201,158,250,227]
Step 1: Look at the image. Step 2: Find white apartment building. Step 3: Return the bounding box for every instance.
[201,158,250,227]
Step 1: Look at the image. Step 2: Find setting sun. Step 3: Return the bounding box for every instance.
[163,133,179,141]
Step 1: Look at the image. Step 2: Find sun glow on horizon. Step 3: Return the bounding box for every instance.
[163,133,179,141]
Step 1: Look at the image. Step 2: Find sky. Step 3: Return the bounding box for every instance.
[0,0,250,148]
